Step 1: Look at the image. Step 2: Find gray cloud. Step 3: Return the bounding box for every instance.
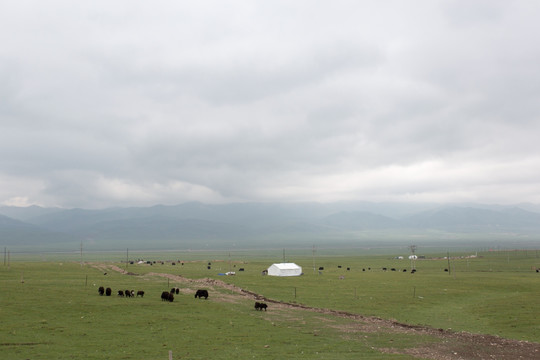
[1,1,540,208]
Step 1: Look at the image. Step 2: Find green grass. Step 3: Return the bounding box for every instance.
[1,249,539,359]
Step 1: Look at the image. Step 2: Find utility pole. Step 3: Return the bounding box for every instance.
[312,244,316,274]
[447,251,451,275]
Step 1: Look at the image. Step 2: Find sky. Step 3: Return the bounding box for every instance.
[1,1,540,209]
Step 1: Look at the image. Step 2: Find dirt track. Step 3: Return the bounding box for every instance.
[100,264,540,360]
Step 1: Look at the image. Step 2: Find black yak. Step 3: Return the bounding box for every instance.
[161,291,170,301]
[106,287,112,296]
[118,290,124,297]
[125,289,132,298]
[137,290,144,297]
[254,302,267,311]
[195,289,208,299]
[98,286,105,296]
[168,292,174,302]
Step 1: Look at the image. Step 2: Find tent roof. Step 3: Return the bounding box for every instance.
[270,262,301,269]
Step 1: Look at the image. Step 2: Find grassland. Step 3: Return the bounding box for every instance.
[1,249,539,359]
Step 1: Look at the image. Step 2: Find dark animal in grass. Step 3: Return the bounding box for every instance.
[171,287,179,295]
[161,291,170,301]
[254,302,267,311]
[106,287,112,296]
[98,286,105,296]
[118,290,124,297]
[194,289,209,299]
[130,290,135,297]
[137,290,144,297]
[168,292,174,302]
[125,289,132,298]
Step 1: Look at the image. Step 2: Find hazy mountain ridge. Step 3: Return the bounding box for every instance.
[1,202,540,249]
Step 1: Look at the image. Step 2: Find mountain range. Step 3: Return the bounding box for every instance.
[1,202,540,250]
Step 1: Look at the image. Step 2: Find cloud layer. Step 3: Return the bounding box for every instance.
[1,1,540,208]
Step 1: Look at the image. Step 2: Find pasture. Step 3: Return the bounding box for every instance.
[1,249,539,359]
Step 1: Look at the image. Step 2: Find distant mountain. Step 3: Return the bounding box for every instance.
[403,206,540,232]
[0,205,63,222]
[1,202,540,250]
[322,211,402,230]
[0,214,75,245]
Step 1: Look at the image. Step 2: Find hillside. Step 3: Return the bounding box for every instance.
[1,202,540,250]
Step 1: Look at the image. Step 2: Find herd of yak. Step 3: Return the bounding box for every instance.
[97,286,268,310]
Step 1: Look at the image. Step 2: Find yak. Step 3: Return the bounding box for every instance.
[254,302,268,311]
[106,287,112,296]
[136,290,144,297]
[118,290,124,297]
[161,291,170,301]
[194,289,209,299]
[98,286,105,296]
[125,289,132,298]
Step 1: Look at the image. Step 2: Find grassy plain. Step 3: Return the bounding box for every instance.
[1,249,539,359]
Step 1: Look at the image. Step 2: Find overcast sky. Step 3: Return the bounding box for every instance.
[1,1,540,209]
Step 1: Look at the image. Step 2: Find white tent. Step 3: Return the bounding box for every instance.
[267,263,302,277]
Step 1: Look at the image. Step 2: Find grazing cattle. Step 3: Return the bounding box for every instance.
[125,289,132,298]
[171,287,180,295]
[411,269,417,274]
[118,290,124,297]
[161,291,170,301]
[318,267,324,270]
[137,290,144,297]
[239,268,244,271]
[403,269,407,272]
[347,267,350,271]
[362,268,365,272]
[106,287,112,296]
[254,302,267,311]
[536,269,539,273]
[130,290,135,297]
[338,265,342,268]
[391,268,396,271]
[444,268,448,272]
[98,286,105,296]
[168,292,174,302]
[382,267,387,271]
[195,289,209,299]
